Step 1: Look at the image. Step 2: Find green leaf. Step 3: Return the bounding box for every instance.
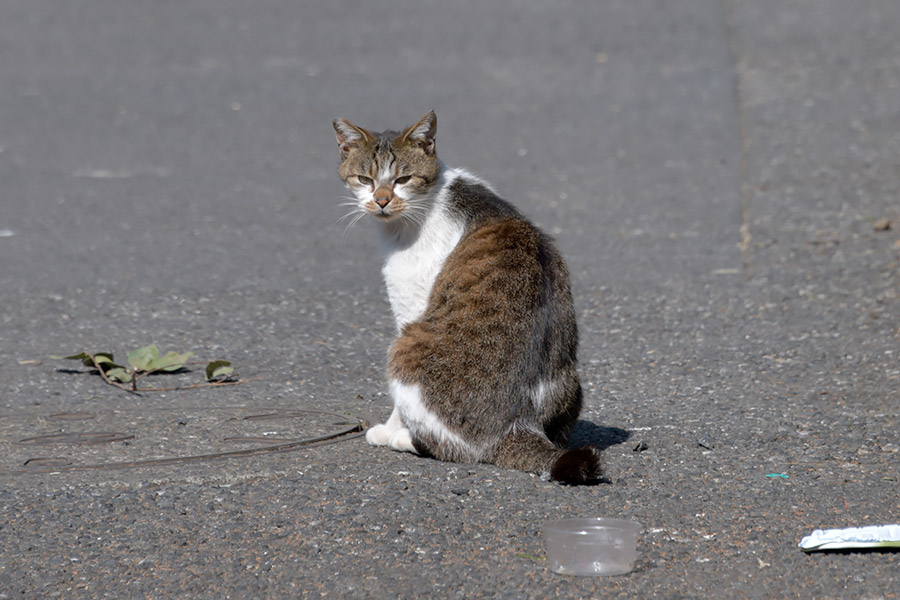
[148,351,193,372]
[51,352,91,366]
[52,352,118,370]
[50,353,85,361]
[205,360,234,381]
[93,354,126,373]
[105,367,133,383]
[128,344,160,371]
[93,353,116,365]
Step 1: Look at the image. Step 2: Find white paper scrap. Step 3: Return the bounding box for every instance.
[799,524,900,552]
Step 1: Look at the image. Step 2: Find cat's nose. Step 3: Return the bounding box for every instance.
[374,187,392,209]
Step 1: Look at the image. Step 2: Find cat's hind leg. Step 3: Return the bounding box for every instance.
[543,376,583,447]
[365,405,417,453]
[493,425,602,485]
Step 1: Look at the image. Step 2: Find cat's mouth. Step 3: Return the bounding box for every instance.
[371,208,400,221]
[366,197,406,222]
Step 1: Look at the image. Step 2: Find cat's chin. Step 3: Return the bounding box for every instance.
[370,211,402,223]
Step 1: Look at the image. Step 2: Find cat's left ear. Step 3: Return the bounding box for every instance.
[400,111,437,155]
[333,118,372,159]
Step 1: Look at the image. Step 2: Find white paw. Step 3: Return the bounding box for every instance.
[365,424,393,447]
[388,428,417,453]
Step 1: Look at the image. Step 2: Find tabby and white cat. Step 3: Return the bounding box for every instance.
[333,111,602,485]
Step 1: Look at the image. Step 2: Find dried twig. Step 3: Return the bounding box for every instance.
[4,409,368,475]
[132,376,264,393]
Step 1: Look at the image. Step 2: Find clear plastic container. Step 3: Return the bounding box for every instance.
[543,518,642,576]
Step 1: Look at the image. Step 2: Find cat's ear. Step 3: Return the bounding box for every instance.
[399,111,437,155]
[333,118,372,159]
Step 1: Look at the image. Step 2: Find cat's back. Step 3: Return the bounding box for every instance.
[442,171,570,285]
[443,172,524,228]
[397,169,578,415]
[425,171,574,332]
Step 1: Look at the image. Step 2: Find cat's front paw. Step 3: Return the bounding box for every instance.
[388,428,416,453]
[365,423,393,447]
[365,423,418,454]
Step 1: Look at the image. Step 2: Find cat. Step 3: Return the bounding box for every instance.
[333,111,602,485]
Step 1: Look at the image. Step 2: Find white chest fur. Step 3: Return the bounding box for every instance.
[377,174,465,331]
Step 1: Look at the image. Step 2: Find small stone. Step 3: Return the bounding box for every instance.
[873,218,892,231]
[633,441,649,452]
[698,436,714,450]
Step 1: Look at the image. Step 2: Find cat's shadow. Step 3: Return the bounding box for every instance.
[567,419,631,451]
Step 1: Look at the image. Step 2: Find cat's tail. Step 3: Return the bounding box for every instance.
[492,427,603,485]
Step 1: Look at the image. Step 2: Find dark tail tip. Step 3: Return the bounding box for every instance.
[550,446,603,485]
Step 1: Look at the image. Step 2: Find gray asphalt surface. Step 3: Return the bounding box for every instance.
[1,0,898,597]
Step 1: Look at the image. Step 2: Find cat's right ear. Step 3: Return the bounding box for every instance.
[399,111,437,155]
[333,118,372,159]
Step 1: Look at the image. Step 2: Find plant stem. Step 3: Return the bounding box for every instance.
[137,376,264,393]
[87,353,142,397]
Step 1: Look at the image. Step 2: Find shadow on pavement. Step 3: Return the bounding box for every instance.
[569,419,631,451]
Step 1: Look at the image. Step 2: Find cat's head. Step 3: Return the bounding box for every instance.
[333,111,441,224]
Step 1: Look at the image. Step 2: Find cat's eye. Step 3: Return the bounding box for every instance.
[394,175,412,186]
[356,175,374,186]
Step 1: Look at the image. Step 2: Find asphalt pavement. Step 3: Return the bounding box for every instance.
[1,0,898,598]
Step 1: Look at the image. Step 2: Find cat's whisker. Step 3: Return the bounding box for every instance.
[338,210,369,237]
[336,208,362,224]
[407,213,427,228]
[403,206,429,228]
[398,200,423,218]
[335,204,368,232]
[334,196,365,225]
